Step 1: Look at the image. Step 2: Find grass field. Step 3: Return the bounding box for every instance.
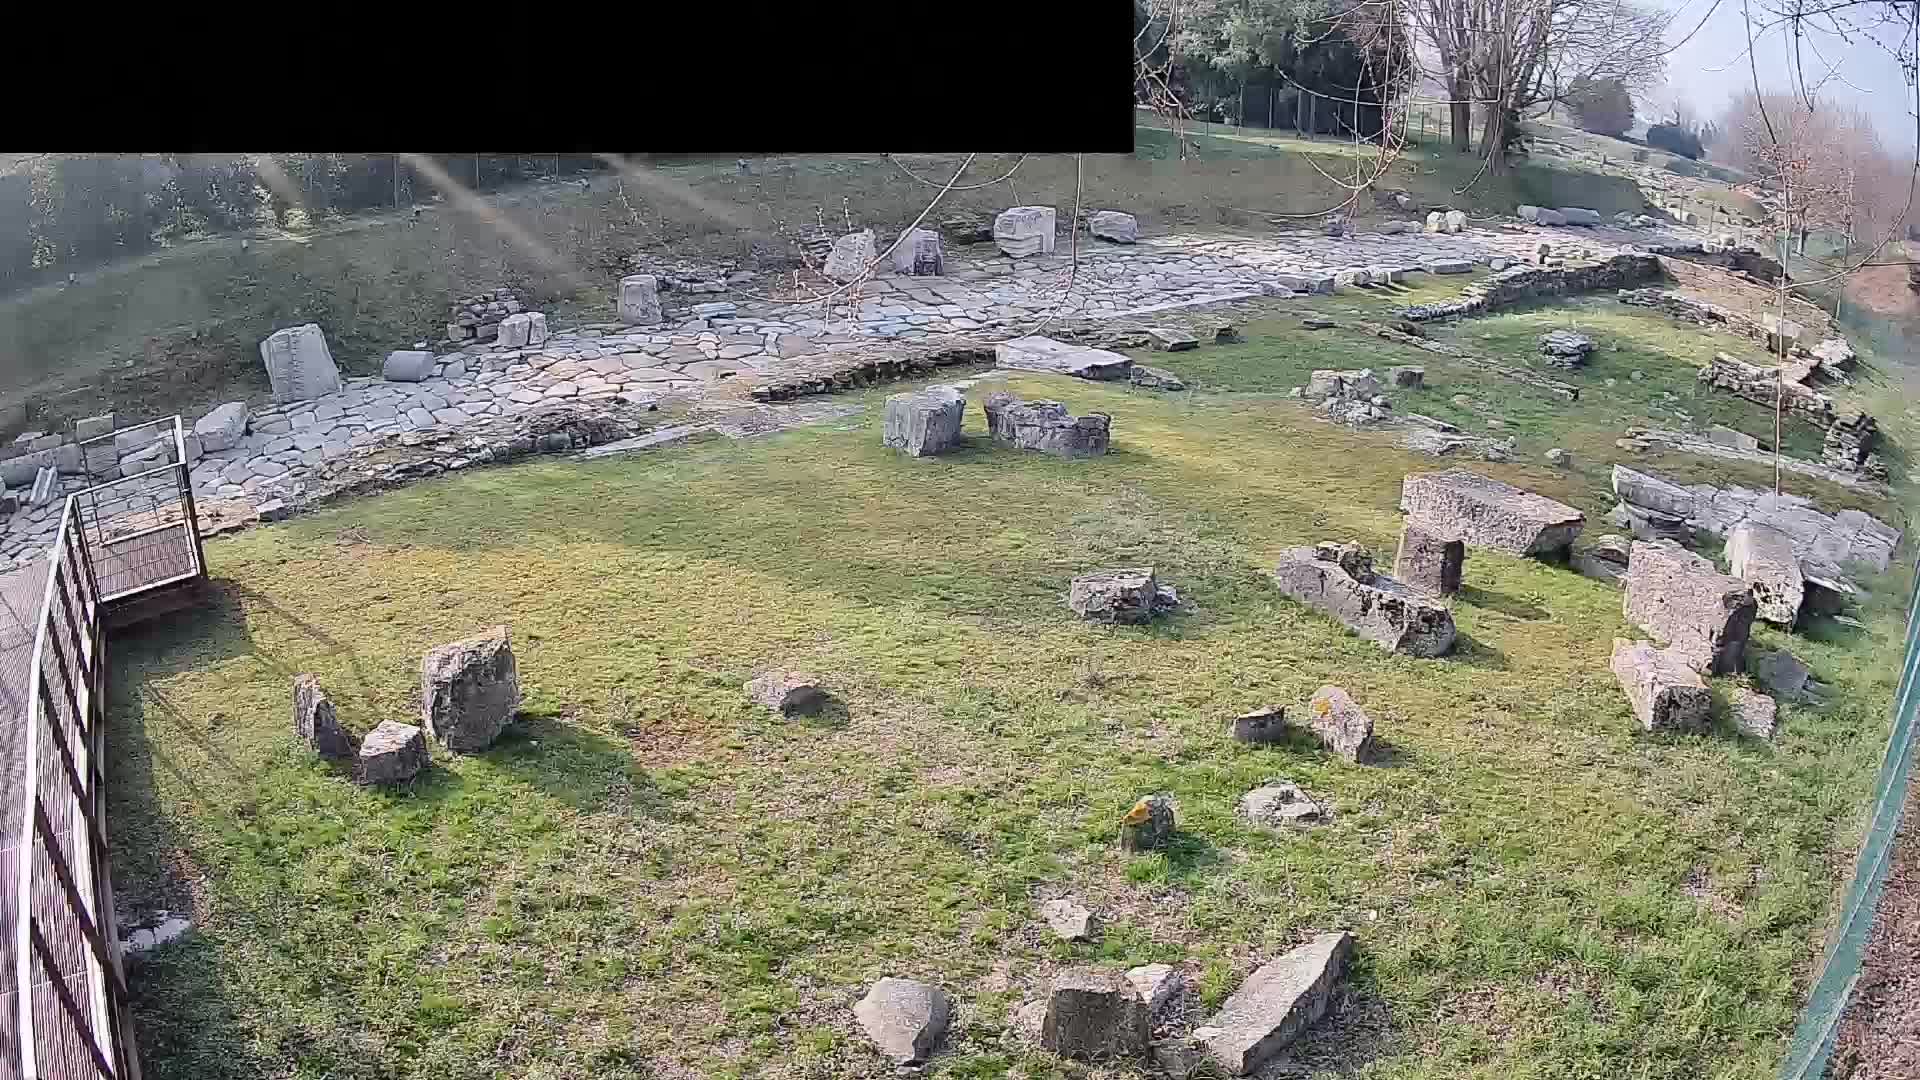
[107,315,1909,1078]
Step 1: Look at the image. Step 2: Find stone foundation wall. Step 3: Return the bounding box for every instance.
[748,339,997,402]
[446,288,527,343]
[1399,253,1663,322]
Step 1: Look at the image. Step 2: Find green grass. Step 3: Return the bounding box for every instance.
[109,348,1908,1078]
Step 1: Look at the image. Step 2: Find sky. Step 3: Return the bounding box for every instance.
[1656,0,1917,152]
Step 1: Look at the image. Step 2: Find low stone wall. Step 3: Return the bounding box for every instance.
[446,288,527,344]
[1399,253,1663,322]
[1696,353,1836,427]
[747,339,997,402]
[1360,322,1579,402]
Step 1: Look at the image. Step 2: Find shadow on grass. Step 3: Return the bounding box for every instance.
[1457,584,1551,622]
[481,708,678,815]
[108,667,279,1079]
[1161,831,1227,881]
[1446,633,1510,671]
[1276,985,1401,1075]
[1366,738,1417,769]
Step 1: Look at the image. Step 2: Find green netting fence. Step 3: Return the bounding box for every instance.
[1778,562,1920,1078]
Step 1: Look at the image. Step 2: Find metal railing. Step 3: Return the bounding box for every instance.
[8,417,205,1079]
[1779,557,1920,1078]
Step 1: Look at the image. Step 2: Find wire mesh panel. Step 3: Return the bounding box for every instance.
[5,417,188,1078]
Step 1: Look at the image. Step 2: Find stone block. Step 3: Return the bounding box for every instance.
[1731,687,1778,739]
[1146,327,1197,352]
[1726,522,1804,627]
[1039,898,1098,941]
[854,978,950,1065]
[1609,638,1713,732]
[1443,209,1467,232]
[619,275,663,325]
[293,673,355,761]
[497,313,532,349]
[993,206,1057,258]
[823,229,878,282]
[1129,365,1185,391]
[1622,540,1756,675]
[890,228,945,275]
[1068,567,1178,624]
[1271,544,1456,657]
[983,393,1110,457]
[382,350,436,383]
[1192,932,1354,1075]
[882,388,965,457]
[1393,524,1463,596]
[1557,207,1602,226]
[1118,793,1176,852]
[1237,779,1324,827]
[1303,368,1380,402]
[259,323,343,404]
[1305,685,1376,763]
[73,413,117,441]
[525,311,549,346]
[1388,366,1424,389]
[1427,260,1474,274]
[1751,648,1811,700]
[1042,968,1150,1060]
[357,721,427,785]
[1230,706,1288,745]
[1087,210,1138,243]
[421,626,520,752]
[1399,469,1585,556]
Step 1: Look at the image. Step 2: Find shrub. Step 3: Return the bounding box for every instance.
[1646,123,1704,160]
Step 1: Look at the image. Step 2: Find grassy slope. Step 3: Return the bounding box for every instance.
[0,130,1641,435]
[109,299,1908,1079]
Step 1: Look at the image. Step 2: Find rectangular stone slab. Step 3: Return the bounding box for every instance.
[1610,638,1713,732]
[994,336,1132,380]
[1623,539,1757,674]
[1271,547,1456,657]
[1400,469,1585,556]
[1195,932,1354,1075]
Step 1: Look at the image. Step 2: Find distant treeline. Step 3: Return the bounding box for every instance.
[0,154,624,297]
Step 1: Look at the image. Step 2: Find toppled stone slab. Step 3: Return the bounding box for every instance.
[1707,425,1761,452]
[1304,368,1381,403]
[421,626,520,752]
[1623,540,1756,675]
[1146,327,1197,352]
[293,673,354,761]
[1088,210,1139,243]
[357,721,427,785]
[1238,779,1325,827]
[1043,967,1150,1060]
[1230,706,1288,745]
[1518,205,1566,225]
[1539,330,1594,366]
[1731,687,1779,740]
[1272,544,1457,657]
[985,393,1111,458]
[855,977,951,1065]
[1191,932,1354,1076]
[1119,793,1176,852]
[1726,521,1804,627]
[994,335,1132,380]
[194,402,250,452]
[383,350,436,383]
[994,206,1057,258]
[1393,524,1463,596]
[1129,364,1186,391]
[1428,259,1474,274]
[1610,638,1714,732]
[1068,567,1178,623]
[260,323,343,404]
[1305,685,1376,763]
[1609,465,1900,597]
[882,388,965,457]
[746,669,825,715]
[1399,469,1585,556]
[1040,898,1099,941]
[1557,207,1602,226]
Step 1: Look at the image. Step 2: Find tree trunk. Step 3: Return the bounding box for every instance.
[1481,108,1508,174]
[1449,93,1472,153]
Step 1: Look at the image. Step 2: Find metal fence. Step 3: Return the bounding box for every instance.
[1778,558,1920,1077]
[6,417,203,1078]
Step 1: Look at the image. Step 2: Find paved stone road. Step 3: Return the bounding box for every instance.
[0,218,1714,568]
